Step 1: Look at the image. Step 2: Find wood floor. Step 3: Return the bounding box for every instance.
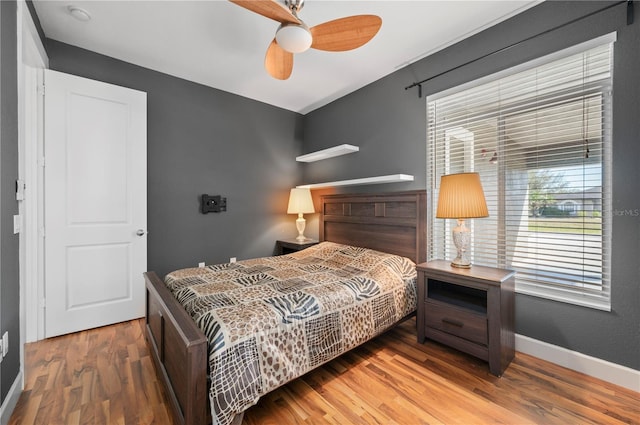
[10,317,640,425]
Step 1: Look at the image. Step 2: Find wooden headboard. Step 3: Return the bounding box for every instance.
[320,190,427,264]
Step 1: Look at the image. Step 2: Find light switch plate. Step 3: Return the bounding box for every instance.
[2,331,8,357]
[13,215,21,234]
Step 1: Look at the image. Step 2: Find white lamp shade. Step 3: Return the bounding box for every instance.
[436,172,489,219]
[276,24,312,53]
[287,188,315,214]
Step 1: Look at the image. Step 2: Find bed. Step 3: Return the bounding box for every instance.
[144,190,427,425]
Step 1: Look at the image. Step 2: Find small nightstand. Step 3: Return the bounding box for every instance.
[276,238,319,255]
[416,260,515,376]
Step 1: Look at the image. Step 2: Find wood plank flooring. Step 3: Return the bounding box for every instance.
[10,317,640,425]
[9,319,173,425]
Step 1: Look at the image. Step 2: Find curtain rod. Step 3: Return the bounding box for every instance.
[405,0,633,97]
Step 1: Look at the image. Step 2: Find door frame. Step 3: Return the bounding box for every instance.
[18,0,48,350]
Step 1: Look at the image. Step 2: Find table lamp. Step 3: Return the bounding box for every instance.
[436,172,489,268]
[287,188,315,242]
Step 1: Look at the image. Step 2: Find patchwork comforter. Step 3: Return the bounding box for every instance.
[164,241,417,425]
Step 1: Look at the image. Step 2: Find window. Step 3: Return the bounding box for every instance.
[427,34,614,310]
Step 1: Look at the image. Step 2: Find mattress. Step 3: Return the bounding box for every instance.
[164,241,417,425]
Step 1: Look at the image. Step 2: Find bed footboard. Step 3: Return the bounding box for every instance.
[144,271,209,425]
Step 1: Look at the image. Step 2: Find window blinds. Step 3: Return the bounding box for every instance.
[427,35,614,310]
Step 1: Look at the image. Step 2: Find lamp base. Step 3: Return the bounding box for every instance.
[450,259,472,269]
[295,214,307,242]
[451,219,472,268]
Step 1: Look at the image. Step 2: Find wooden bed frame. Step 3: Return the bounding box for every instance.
[144,190,426,424]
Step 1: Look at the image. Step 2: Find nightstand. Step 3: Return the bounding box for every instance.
[416,260,515,376]
[275,238,319,255]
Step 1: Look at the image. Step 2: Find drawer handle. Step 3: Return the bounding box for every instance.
[442,318,464,327]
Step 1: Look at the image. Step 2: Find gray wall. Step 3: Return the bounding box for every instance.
[47,41,305,277]
[0,0,21,403]
[302,1,640,370]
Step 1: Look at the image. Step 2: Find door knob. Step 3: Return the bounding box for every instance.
[136,229,147,236]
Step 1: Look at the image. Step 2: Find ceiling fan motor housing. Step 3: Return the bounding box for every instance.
[284,0,305,13]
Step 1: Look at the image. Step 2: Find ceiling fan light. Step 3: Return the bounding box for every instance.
[276,24,312,53]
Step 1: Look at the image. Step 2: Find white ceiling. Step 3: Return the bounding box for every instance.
[33,0,540,114]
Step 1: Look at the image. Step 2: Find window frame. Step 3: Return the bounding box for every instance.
[426,33,615,311]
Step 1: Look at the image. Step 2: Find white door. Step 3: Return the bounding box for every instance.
[44,69,147,338]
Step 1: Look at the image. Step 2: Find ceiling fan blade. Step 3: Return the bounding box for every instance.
[265,39,294,80]
[311,15,382,52]
[229,0,300,25]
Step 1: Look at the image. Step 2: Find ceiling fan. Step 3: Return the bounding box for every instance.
[229,0,382,80]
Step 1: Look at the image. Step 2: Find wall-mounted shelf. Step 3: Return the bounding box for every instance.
[296,144,359,162]
[297,174,414,189]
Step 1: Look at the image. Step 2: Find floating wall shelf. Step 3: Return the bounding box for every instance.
[296,144,359,162]
[297,174,414,189]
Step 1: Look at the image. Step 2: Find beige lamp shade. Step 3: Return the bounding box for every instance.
[287,188,315,214]
[436,172,489,219]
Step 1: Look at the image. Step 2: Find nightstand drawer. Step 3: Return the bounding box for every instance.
[425,301,488,346]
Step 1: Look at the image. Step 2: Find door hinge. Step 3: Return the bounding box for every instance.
[39,298,46,309]
[37,85,45,97]
[38,157,45,168]
[39,227,46,238]
[16,179,26,201]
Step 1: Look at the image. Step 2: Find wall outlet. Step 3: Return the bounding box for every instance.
[2,331,8,357]
[198,262,205,268]
[230,257,236,263]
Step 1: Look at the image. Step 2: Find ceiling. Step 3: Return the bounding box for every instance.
[33,0,540,114]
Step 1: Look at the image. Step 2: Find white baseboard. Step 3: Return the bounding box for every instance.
[516,334,640,393]
[0,371,22,425]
